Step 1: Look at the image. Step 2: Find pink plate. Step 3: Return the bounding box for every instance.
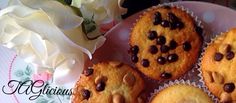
[90,1,236,102]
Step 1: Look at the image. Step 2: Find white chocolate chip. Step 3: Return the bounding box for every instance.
[219,44,229,53]
[123,72,136,87]
[207,71,213,83]
[110,61,123,67]
[220,92,232,103]
[212,72,224,84]
[138,97,144,103]
[112,93,125,103]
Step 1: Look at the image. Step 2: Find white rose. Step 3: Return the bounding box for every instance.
[0,0,106,85]
[72,0,127,24]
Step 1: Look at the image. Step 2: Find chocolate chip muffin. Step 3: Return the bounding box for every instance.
[150,84,213,103]
[201,28,236,103]
[129,5,203,80]
[72,61,144,103]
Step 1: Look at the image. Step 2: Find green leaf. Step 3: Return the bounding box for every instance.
[82,16,97,34]
[56,0,67,5]
[36,98,48,103]
[48,100,57,103]
[65,95,71,100]
[14,70,24,77]
[24,66,33,76]
[21,77,30,82]
[46,94,53,99]
[70,6,83,17]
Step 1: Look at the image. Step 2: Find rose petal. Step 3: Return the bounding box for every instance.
[74,0,127,24]
[19,0,84,30]
[53,52,84,85]
[17,44,42,65]
[30,32,47,61]
[63,26,106,57]
[10,30,30,46]
[0,15,25,44]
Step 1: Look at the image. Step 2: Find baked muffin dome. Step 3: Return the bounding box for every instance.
[129,5,203,80]
[151,84,213,103]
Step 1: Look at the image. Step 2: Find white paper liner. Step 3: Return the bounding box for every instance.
[148,79,217,103]
[130,3,205,84]
[197,30,230,103]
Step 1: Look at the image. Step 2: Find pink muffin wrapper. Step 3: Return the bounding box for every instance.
[148,79,217,103]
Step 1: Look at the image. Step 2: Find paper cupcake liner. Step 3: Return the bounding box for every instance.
[197,30,230,102]
[130,3,205,84]
[148,79,217,103]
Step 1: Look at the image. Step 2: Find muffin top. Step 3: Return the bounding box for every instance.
[201,28,236,102]
[151,84,213,103]
[129,5,203,80]
[71,61,144,103]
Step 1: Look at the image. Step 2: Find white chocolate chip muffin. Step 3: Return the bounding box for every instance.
[201,28,236,103]
[72,61,144,103]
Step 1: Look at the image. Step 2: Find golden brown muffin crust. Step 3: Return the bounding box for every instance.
[150,84,213,103]
[130,6,202,80]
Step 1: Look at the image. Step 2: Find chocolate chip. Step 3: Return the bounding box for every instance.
[156,36,166,45]
[82,89,90,100]
[195,26,203,35]
[64,0,72,5]
[175,21,184,29]
[157,56,166,65]
[226,51,235,60]
[131,55,138,63]
[170,22,177,30]
[161,20,170,27]
[148,31,158,40]
[214,52,224,61]
[160,72,172,79]
[167,54,178,63]
[169,40,177,50]
[160,45,169,53]
[224,83,235,93]
[95,76,108,84]
[163,5,171,9]
[84,67,94,76]
[130,45,139,54]
[171,22,184,30]
[183,41,191,51]
[168,12,179,22]
[226,45,232,52]
[154,12,161,18]
[149,45,158,54]
[96,81,106,91]
[141,59,150,67]
[168,12,184,30]
[153,12,162,25]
